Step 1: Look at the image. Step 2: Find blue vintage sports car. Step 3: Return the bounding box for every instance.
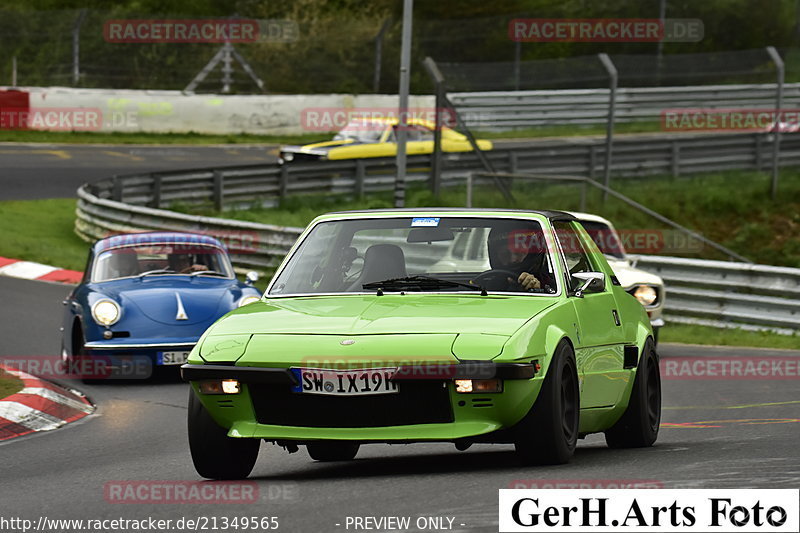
[61,232,262,380]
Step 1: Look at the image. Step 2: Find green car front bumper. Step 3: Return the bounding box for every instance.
[182,362,543,443]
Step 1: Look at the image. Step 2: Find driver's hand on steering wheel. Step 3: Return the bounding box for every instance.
[517,272,541,290]
[181,264,206,274]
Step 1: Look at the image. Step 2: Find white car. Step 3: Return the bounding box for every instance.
[429,212,665,342]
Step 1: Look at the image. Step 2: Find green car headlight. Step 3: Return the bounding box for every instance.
[199,379,241,395]
[454,379,503,393]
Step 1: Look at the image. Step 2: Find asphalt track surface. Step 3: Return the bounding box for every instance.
[0,139,541,201]
[0,144,280,201]
[1,144,798,531]
[0,276,798,533]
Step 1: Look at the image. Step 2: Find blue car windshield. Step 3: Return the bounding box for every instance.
[91,244,234,282]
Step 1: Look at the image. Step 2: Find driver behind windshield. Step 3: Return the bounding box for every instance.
[484,225,555,292]
[168,253,207,274]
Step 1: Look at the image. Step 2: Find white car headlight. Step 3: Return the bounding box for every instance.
[238,295,261,307]
[91,299,121,326]
[632,285,658,306]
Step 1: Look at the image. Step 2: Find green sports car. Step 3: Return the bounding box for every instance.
[182,209,661,479]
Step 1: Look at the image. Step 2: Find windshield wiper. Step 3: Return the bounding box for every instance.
[190,270,227,277]
[139,269,176,277]
[363,275,487,296]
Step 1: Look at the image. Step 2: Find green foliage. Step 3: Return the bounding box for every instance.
[0,369,23,400]
[1,0,798,93]
[660,323,799,350]
[0,198,89,271]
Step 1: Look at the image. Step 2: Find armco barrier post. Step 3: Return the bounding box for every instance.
[279,164,289,206]
[766,46,784,200]
[671,142,680,179]
[112,176,122,202]
[152,174,162,209]
[213,170,224,211]
[422,56,445,198]
[598,53,617,204]
[355,159,366,199]
[373,18,392,93]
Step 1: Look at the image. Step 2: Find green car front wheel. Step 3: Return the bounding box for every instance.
[188,390,260,480]
[513,341,580,465]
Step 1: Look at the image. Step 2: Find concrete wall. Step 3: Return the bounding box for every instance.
[4,86,434,135]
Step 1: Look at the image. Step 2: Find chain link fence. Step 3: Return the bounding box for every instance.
[3,7,800,94]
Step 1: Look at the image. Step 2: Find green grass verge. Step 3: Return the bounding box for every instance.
[176,168,800,267]
[0,199,89,271]
[0,170,798,349]
[0,369,23,399]
[661,324,800,350]
[0,121,666,145]
[474,121,666,139]
[0,130,328,146]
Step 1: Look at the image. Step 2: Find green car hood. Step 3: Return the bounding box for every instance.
[202,294,556,365]
[212,294,556,336]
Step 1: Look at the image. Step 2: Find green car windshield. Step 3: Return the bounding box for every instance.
[269,216,560,296]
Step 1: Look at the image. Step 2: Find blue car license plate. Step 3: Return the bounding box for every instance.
[157,351,190,365]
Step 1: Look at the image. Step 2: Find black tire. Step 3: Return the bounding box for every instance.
[188,390,260,479]
[306,441,360,462]
[513,341,579,465]
[71,327,103,384]
[605,338,661,448]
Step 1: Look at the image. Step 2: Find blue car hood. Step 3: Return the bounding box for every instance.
[101,280,231,326]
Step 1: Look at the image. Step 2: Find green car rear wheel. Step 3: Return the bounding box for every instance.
[604,338,661,448]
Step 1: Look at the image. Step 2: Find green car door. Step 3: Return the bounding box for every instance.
[553,220,628,409]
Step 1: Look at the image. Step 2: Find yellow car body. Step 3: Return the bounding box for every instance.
[279,117,493,163]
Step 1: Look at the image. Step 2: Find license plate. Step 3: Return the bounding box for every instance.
[290,368,398,396]
[157,351,190,365]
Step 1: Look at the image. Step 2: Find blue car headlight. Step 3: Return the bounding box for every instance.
[91,299,121,326]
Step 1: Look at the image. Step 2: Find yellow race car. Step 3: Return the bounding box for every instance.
[279,117,493,164]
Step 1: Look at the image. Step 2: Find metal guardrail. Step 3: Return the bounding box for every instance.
[76,181,800,335]
[75,129,800,335]
[632,255,800,335]
[470,171,749,262]
[75,186,303,272]
[83,131,800,213]
[449,83,800,128]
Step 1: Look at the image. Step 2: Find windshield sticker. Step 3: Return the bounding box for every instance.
[411,217,440,227]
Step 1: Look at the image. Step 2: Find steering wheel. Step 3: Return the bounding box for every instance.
[472,269,521,288]
[342,256,364,284]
